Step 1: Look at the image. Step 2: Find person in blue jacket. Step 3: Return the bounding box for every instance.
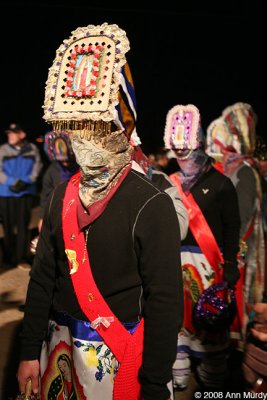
[0,123,42,269]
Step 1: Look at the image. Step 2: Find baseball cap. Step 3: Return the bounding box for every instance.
[5,123,25,134]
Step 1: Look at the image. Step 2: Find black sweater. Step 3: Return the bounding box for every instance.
[20,170,184,400]
[183,168,241,265]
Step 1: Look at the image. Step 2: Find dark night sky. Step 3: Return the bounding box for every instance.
[1,1,266,153]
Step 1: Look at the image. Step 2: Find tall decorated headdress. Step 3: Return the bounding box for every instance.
[221,102,257,155]
[206,117,232,162]
[44,131,75,162]
[43,23,136,139]
[164,104,202,150]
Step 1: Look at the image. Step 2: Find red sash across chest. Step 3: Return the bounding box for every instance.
[62,173,144,400]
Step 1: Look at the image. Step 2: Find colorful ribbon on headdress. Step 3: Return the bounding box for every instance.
[116,63,137,140]
[222,103,257,155]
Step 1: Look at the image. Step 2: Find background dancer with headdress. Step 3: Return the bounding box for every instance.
[39,131,79,228]
[17,23,183,400]
[206,103,265,346]
[30,131,79,254]
[164,104,240,390]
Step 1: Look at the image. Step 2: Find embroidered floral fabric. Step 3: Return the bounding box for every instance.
[40,313,138,400]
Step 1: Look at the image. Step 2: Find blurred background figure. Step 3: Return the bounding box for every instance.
[206,103,265,347]
[0,123,42,270]
[147,152,156,169]
[254,135,267,236]
[164,104,240,391]
[242,302,267,393]
[153,147,170,172]
[38,131,78,229]
[148,147,179,175]
[241,134,267,394]
[30,131,78,254]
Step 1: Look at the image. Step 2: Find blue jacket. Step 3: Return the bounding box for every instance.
[0,141,43,197]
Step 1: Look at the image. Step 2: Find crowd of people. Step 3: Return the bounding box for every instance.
[0,22,266,400]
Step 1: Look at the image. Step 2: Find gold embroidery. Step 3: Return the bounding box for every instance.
[82,227,90,264]
[88,293,94,302]
[239,239,248,257]
[65,249,79,274]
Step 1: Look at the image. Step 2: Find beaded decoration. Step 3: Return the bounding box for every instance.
[193,281,236,331]
[43,23,130,131]
[164,104,201,150]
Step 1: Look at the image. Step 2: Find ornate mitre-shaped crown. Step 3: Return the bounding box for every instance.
[43,23,130,135]
[164,104,201,150]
